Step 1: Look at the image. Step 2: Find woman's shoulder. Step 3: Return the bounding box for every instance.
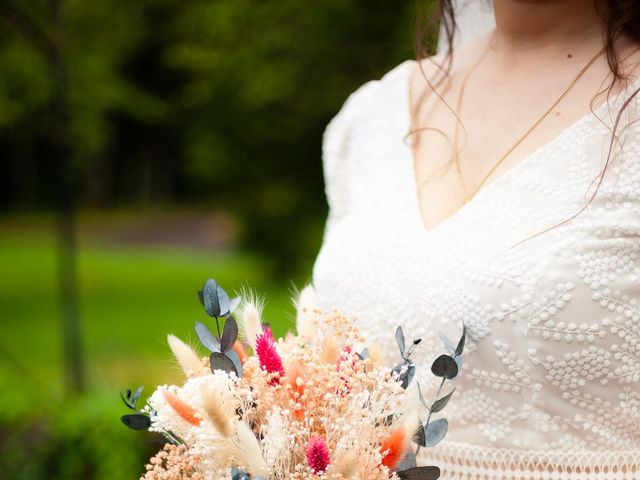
[321,59,416,210]
[327,59,415,124]
[322,58,415,154]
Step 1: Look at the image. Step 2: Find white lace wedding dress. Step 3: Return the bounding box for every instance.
[310,57,640,478]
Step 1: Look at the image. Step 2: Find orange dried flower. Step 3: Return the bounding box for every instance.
[286,359,306,420]
[162,390,200,426]
[232,341,248,364]
[379,427,408,470]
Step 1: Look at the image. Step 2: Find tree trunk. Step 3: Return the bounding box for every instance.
[49,0,85,394]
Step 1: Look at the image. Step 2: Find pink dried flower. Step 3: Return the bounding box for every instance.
[337,344,355,370]
[255,327,284,384]
[306,435,330,473]
[336,344,357,395]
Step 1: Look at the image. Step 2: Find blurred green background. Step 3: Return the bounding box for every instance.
[0,0,436,478]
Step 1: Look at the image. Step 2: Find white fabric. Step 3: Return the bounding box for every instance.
[311,58,640,478]
[437,0,495,55]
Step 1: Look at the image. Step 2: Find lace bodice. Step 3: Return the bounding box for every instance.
[311,59,640,478]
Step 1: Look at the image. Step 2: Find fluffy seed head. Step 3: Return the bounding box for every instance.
[167,334,206,377]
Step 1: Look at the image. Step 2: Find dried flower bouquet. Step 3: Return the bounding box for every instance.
[120,279,466,480]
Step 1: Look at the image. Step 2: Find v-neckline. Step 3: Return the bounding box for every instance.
[400,58,639,236]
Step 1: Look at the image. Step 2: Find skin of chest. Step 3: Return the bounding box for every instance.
[408,37,625,231]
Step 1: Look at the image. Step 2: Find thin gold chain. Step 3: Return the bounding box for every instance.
[453,40,605,204]
[452,35,494,200]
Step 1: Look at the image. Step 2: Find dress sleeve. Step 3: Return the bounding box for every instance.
[319,79,379,240]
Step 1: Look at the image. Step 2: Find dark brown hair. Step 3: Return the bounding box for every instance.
[409,0,640,248]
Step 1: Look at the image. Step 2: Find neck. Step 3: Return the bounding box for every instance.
[492,0,604,55]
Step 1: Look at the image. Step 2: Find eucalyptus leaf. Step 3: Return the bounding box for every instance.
[425,418,448,447]
[225,348,243,378]
[120,389,135,410]
[231,467,251,480]
[217,284,231,316]
[229,296,241,315]
[431,354,459,379]
[455,323,466,356]
[132,385,144,409]
[220,316,238,353]
[210,351,238,376]
[202,279,220,317]
[454,354,462,372]
[121,414,151,430]
[406,337,423,358]
[437,331,456,355]
[430,388,455,413]
[395,449,417,471]
[195,321,221,352]
[357,347,369,360]
[417,382,429,410]
[392,362,415,389]
[397,466,441,480]
[413,422,426,447]
[395,326,406,358]
[197,289,205,306]
[382,414,395,426]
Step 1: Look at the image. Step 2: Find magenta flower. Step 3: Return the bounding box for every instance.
[255,327,284,384]
[306,435,330,473]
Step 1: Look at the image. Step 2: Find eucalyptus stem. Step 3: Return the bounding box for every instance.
[425,376,446,427]
[214,315,221,338]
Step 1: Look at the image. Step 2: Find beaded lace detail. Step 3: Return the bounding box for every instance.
[312,59,640,478]
[426,440,640,479]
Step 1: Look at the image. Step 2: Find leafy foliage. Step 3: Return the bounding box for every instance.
[120,386,152,430]
[395,322,467,478]
[0,0,421,277]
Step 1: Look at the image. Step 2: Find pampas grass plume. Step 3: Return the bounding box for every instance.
[294,284,317,343]
[167,334,206,377]
[200,385,232,437]
[236,420,268,477]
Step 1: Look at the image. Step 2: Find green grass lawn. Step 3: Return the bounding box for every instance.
[0,212,305,479]
[0,214,298,390]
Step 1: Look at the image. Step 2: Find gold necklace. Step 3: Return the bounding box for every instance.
[453,40,605,204]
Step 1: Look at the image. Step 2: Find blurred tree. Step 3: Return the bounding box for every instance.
[0,0,168,394]
[164,0,417,279]
[0,0,423,280]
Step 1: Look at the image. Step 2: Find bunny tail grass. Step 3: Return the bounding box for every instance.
[320,334,339,364]
[295,284,317,343]
[167,334,206,377]
[236,287,264,350]
[200,385,232,437]
[328,450,358,479]
[236,420,268,477]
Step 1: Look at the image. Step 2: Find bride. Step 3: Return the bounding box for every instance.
[311,0,640,478]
